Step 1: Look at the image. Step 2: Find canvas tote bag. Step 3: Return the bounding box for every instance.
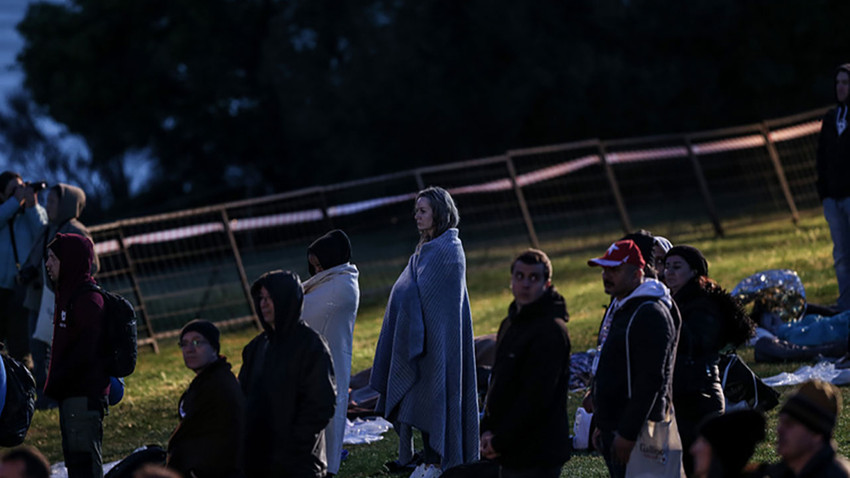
[622,302,685,478]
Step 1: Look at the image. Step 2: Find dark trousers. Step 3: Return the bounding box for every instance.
[597,430,627,478]
[0,287,30,361]
[60,396,106,478]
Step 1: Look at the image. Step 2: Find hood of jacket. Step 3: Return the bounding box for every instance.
[250,270,304,340]
[838,63,850,105]
[48,232,96,307]
[51,183,86,226]
[610,278,672,317]
[307,229,351,276]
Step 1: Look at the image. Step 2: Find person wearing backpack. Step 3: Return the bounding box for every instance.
[43,233,109,478]
[18,183,98,410]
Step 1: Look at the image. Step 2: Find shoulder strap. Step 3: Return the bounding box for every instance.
[625,300,657,399]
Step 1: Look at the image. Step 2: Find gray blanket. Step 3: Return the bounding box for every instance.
[370,228,479,469]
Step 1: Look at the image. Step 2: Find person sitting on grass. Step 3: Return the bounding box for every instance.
[166,319,245,478]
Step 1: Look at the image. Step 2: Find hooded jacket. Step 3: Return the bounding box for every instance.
[239,271,336,478]
[43,233,109,401]
[480,286,571,469]
[592,279,681,441]
[21,184,98,312]
[0,191,47,290]
[816,64,850,201]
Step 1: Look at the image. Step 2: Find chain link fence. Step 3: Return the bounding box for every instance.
[88,106,829,351]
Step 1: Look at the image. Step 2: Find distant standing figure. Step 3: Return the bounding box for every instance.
[19,184,97,409]
[817,63,850,310]
[479,249,571,478]
[302,229,360,477]
[587,239,681,478]
[239,270,336,478]
[663,245,755,475]
[166,320,244,478]
[371,186,479,475]
[43,233,109,478]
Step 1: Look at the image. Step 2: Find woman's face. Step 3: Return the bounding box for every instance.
[664,255,695,295]
[414,197,435,236]
[259,286,275,328]
[689,436,713,478]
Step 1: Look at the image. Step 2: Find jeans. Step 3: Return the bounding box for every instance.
[824,197,850,310]
[396,423,441,466]
[60,396,105,478]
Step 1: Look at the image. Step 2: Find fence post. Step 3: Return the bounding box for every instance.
[413,170,426,190]
[116,227,159,353]
[597,140,633,234]
[761,123,800,224]
[220,209,263,329]
[684,136,725,237]
[505,155,541,249]
[317,187,335,230]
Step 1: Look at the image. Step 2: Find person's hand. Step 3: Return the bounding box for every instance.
[592,428,602,452]
[12,183,25,205]
[612,432,635,465]
[480,431,500,459]
[22,186,36,208]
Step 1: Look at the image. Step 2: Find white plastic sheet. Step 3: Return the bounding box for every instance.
[762,361,850,387]
[343,417,393,445]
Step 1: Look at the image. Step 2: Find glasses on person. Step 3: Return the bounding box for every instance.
[177,339,209,349]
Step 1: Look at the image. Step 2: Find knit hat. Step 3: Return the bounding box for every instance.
[698,410,765,474]
[665,245,708,277]
[307,229,352,276]
[180,319,221,354]
[588,239,645,269]
[780,379,841,437]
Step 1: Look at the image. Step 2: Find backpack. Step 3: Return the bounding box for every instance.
[72,283,138,378]
[0,354,36,447]
[720,352,780,413]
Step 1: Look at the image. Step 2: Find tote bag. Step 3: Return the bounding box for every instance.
[622,302,685,478]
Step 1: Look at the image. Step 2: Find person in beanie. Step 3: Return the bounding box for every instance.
[761,380,850,477]
[302,230,360,476]
[43,233,109,478]
[588,239,681,478]
[166,320,245,478]
[689,409,765,478]
[664,245,756,475]
[239,270,336,478]
[817,63,850,311]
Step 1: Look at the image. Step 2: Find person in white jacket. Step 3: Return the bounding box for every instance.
[301,229,360,476]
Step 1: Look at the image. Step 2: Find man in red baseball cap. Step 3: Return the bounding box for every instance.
[588,239,682,478]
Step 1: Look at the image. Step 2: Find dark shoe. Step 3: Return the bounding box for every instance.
[384,453,423,474]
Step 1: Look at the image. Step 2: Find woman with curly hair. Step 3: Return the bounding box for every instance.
[664,245,756,477]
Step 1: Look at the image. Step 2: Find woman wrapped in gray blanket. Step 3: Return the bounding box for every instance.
[371,186,480,478]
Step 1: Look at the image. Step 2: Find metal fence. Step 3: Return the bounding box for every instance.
[88,106,829,352]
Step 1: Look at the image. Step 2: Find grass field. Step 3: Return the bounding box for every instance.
[20,209,850,476]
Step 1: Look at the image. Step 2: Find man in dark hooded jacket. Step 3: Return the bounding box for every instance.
[44,233,110,478]
[479,249,571,478]
[239,270,337,478]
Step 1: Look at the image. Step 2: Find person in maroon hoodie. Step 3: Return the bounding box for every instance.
[44,233,109,478]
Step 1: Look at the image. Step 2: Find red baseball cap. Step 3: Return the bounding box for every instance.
[587,239,646,269]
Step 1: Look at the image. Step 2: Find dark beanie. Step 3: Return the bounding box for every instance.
[780,379,841,437]
[307,229,352,276]
[665,245,708,277]
[180,319,221,354]
[698,410,765,474]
